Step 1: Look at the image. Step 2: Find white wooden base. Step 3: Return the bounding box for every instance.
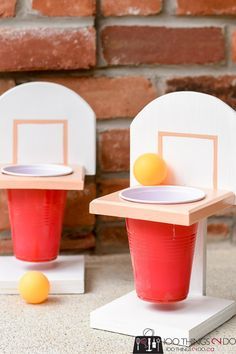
[90,291,236,346]
[0,255,85,294]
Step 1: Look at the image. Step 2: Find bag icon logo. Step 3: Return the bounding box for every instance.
[133,328,163,353]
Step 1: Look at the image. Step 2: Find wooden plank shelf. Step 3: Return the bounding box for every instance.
[0,165,84,191]
[90,188,235,226]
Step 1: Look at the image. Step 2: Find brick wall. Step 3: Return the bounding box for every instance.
[0,0,236,254]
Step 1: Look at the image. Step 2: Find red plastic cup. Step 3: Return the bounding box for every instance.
[126,218,198,303]
[7,189,67,262]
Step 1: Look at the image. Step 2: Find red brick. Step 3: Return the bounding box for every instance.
[177,0,236,16]
[208,223,229,235]
[99,129,130,172]
[96,224,128,253]
[0,190,10,231]
[0,27,96,72]
[35,76,157,119]
[215,206,236,217]
[101,26,225,65]
[0,79,15,95]
[207,222,230,240]
[101,0,162,16]
[63,181,96,227]
[32,0,95,17]
[98,178,129,222]
[60,232,95,251]
[232,31,236,62]
[0,235,13,255]
[98,178,129,196]
[0,0,16,18]
[166,75,236,110]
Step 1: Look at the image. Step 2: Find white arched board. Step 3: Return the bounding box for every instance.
[90,92,236,343]
[130,91,236,296]
[131,91,236,199]
[0,82,96,175]
[0,81,96,294]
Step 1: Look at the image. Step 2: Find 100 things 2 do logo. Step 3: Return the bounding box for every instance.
[133,328,163,353]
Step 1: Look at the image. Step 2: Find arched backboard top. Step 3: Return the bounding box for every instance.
[131,91,236,201]
[0,82,96,175]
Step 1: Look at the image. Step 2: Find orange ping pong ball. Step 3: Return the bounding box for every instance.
[133,153,167,185]
[18,271,50,304]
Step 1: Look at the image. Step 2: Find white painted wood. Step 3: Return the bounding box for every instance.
[0,82,94,292]
[89,92,236,342]
[189,220,207,296]
[160,135,214,188]
[0,82,96,175]
[130,91,236,194]
[130,92,236,297]
[90,291,236,347]
[0,255,85,294]
[18,123,64,164]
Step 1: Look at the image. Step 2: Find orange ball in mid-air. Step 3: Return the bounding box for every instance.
[133,153,167,186]
[18,271,50,304]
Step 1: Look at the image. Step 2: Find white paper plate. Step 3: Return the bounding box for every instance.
[1,164,73,177]
[119,185,205,204]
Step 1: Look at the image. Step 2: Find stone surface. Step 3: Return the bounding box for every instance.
[32,0,96,17]
[101,0,162,16]
[166,75,236,110]
[0,0,16,18]
[0,27,96,72]
[99,129,130,172]
[0,245,235,353]
[177,0,236,16]
[101,26,225,65]
[35,76,157,119]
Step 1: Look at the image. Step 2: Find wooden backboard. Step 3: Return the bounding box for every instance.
[0,82,96,175]
[130,91,236,296]
[131,91,236,200]
[89,92,236,341]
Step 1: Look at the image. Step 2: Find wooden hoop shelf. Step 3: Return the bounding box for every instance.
[0,165,84,191]
[90,188,234,226]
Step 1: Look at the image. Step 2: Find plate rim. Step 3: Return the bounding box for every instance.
[1,164,73,177]
[119,185,206,204]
